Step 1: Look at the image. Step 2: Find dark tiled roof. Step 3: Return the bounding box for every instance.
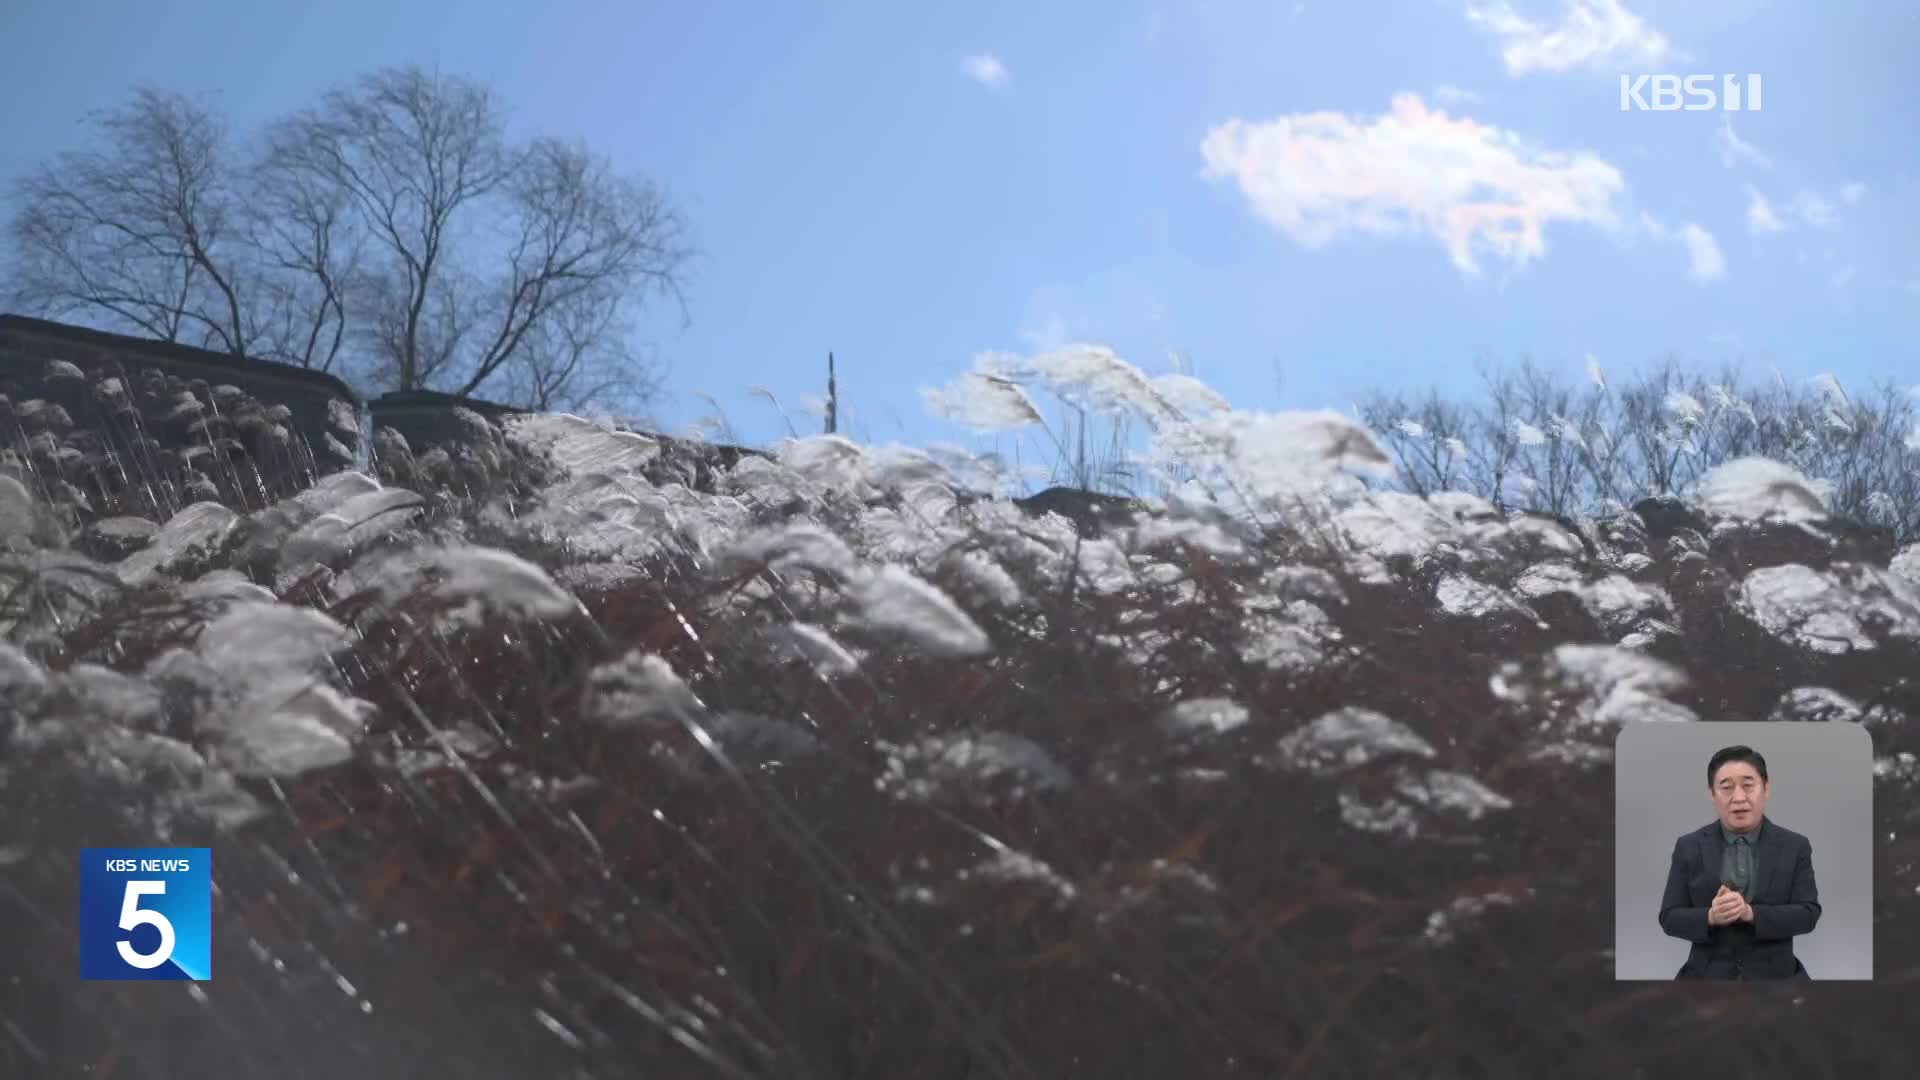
[0,313,362,406]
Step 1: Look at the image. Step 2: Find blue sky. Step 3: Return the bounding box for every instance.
[3,0,1915,454]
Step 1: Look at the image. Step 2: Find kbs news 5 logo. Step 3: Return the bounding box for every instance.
[78,848,212,981]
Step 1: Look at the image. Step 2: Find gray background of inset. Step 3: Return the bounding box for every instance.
[1613,721,1873,980]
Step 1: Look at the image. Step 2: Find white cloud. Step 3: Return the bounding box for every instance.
[1746,188,1785,234]
[1465,0,1675,76]
[1199,93,1627,276]
[960,53,1010,89]
[1433,84,1489,106]
[1644,216,1726,287]
[1715,116,1771,170]
[1742,183,1857,234]
[1681,223,1726,281]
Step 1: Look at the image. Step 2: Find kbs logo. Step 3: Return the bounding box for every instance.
[78,848,212,981]
[1620,74,1763,112]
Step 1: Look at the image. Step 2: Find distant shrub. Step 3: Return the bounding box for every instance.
[1362,356,1920,543]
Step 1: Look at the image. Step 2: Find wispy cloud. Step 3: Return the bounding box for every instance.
[1746,188,1785,234]
[1715,116,1771,170]
[1641,216,1725,283]
[1681,223,1726,282]
[1744,181,1863,235]
[960,53,1010,90]
[1432,84,1489,106]
[1465,0,1675,76]
[1200,93,1628,276]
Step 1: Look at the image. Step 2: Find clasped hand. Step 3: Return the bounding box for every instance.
[1708,884,1754,927]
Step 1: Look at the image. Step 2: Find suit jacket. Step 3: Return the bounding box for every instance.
[1657,816,1821,979]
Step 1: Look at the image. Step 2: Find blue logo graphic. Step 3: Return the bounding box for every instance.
[78,848,212,981]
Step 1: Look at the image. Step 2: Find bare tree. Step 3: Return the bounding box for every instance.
[1359,388,1473,497]
[5,88,252,353]
[1463,359,1524,510]
[262,66,511,392]
[4,67,690,417]
[260,66,690,404]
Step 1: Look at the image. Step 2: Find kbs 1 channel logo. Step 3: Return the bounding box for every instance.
[1619,73,1763,113]
[78,848,213,981]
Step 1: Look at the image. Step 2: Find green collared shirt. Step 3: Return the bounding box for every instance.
[1720,823,1761,896]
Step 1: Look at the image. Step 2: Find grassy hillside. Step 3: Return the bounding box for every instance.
[4,355,1920,1078]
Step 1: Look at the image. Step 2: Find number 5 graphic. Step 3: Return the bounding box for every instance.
[116,880,176,969]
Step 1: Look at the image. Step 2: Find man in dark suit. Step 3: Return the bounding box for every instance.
[1658,744,1822,979]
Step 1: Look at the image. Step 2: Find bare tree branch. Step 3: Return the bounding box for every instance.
[252,66,688,410]
[244,140,368,373]
[5,88,251,352]
[498,288,665,413]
